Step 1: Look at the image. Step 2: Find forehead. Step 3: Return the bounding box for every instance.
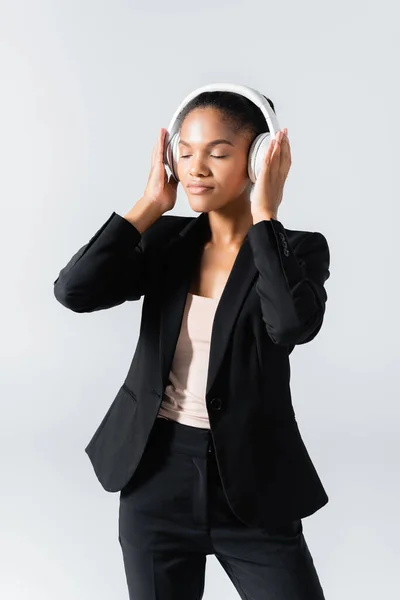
[179,107,233,140]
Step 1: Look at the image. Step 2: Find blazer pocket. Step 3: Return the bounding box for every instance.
[121,383,138,402]
[85,384,138,451]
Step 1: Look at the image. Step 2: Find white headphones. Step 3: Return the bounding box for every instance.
[163,82,281,184]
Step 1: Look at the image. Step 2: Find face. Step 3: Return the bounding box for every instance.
[176,107,253,212]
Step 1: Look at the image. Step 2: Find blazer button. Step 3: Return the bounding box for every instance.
[209,397,223,411]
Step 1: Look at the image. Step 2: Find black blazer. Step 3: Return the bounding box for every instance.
[53,210,331,528]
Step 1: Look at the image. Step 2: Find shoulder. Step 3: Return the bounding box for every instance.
[251,217,328,251]
[112,212,192,251]
[283,225,329,255]
[138,215,192,250]
[283,224,327,244]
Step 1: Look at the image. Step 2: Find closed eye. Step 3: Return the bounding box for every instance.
[180,155,227,159]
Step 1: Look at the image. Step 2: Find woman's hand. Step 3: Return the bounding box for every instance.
[143,128,179,214]
[251,128,291,221]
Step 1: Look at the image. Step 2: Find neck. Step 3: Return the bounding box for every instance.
[205,196,254,249]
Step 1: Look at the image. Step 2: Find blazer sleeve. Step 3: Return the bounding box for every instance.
[53,211,170,313]
[247,217,330,346]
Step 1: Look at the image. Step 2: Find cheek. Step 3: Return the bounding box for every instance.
[220,155,247,175]
[226,159,249,184]
[176,162,182,178]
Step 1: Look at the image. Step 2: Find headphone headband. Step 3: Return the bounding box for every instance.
[165,83,279,147]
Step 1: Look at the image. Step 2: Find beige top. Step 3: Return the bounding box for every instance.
[157,292,220,429]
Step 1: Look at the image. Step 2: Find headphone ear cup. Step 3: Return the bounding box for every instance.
[164,132,180,182]
[247,132,272,183]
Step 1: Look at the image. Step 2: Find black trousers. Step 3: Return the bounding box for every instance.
[118,417,326,599]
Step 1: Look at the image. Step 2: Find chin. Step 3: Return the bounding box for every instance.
[187,198,223,213]
[185,194,212,211]
[184,187,233,213]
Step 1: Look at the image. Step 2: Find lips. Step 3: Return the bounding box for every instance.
[188,186,212,190]
[187,184,213,189]
[187,185,214,194]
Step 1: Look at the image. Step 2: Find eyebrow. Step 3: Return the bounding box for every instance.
[178,138,234,148]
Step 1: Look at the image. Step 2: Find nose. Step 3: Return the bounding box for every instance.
[187,155,210,178]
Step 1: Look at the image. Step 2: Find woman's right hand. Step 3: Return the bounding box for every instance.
[143,128,179,214]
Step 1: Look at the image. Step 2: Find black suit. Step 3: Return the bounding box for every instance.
[53,209,330,529]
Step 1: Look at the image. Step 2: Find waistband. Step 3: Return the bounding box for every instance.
[148,417,214,459]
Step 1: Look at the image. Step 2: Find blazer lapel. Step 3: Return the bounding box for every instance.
[159,212,259,396]
[205,239,259,395]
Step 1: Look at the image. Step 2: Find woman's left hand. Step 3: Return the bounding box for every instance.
[251,128,291,221]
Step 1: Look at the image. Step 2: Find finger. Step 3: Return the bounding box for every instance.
[259,137,277,173]
[271,136,281,163]
[265,137,276,160]
[151,134,160,168]
[281,134,290,146]
[273,138,282,153]
[152,129,163,167]
[158,128,166,164]
[281,135,291,160]
[272,131,288,172]
[266,135,283,173]
[269,136,277,151]
[279,138,291,176]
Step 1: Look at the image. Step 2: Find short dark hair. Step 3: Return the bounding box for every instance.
[178,91,276,140]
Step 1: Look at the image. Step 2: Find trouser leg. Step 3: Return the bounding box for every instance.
[206,451,326,600]
[118,418,212,599]
[118,539,206,600]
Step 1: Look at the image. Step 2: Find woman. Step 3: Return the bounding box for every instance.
[54,88,330,599]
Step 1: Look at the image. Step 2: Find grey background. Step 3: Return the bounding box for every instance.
[1,0,399,598]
